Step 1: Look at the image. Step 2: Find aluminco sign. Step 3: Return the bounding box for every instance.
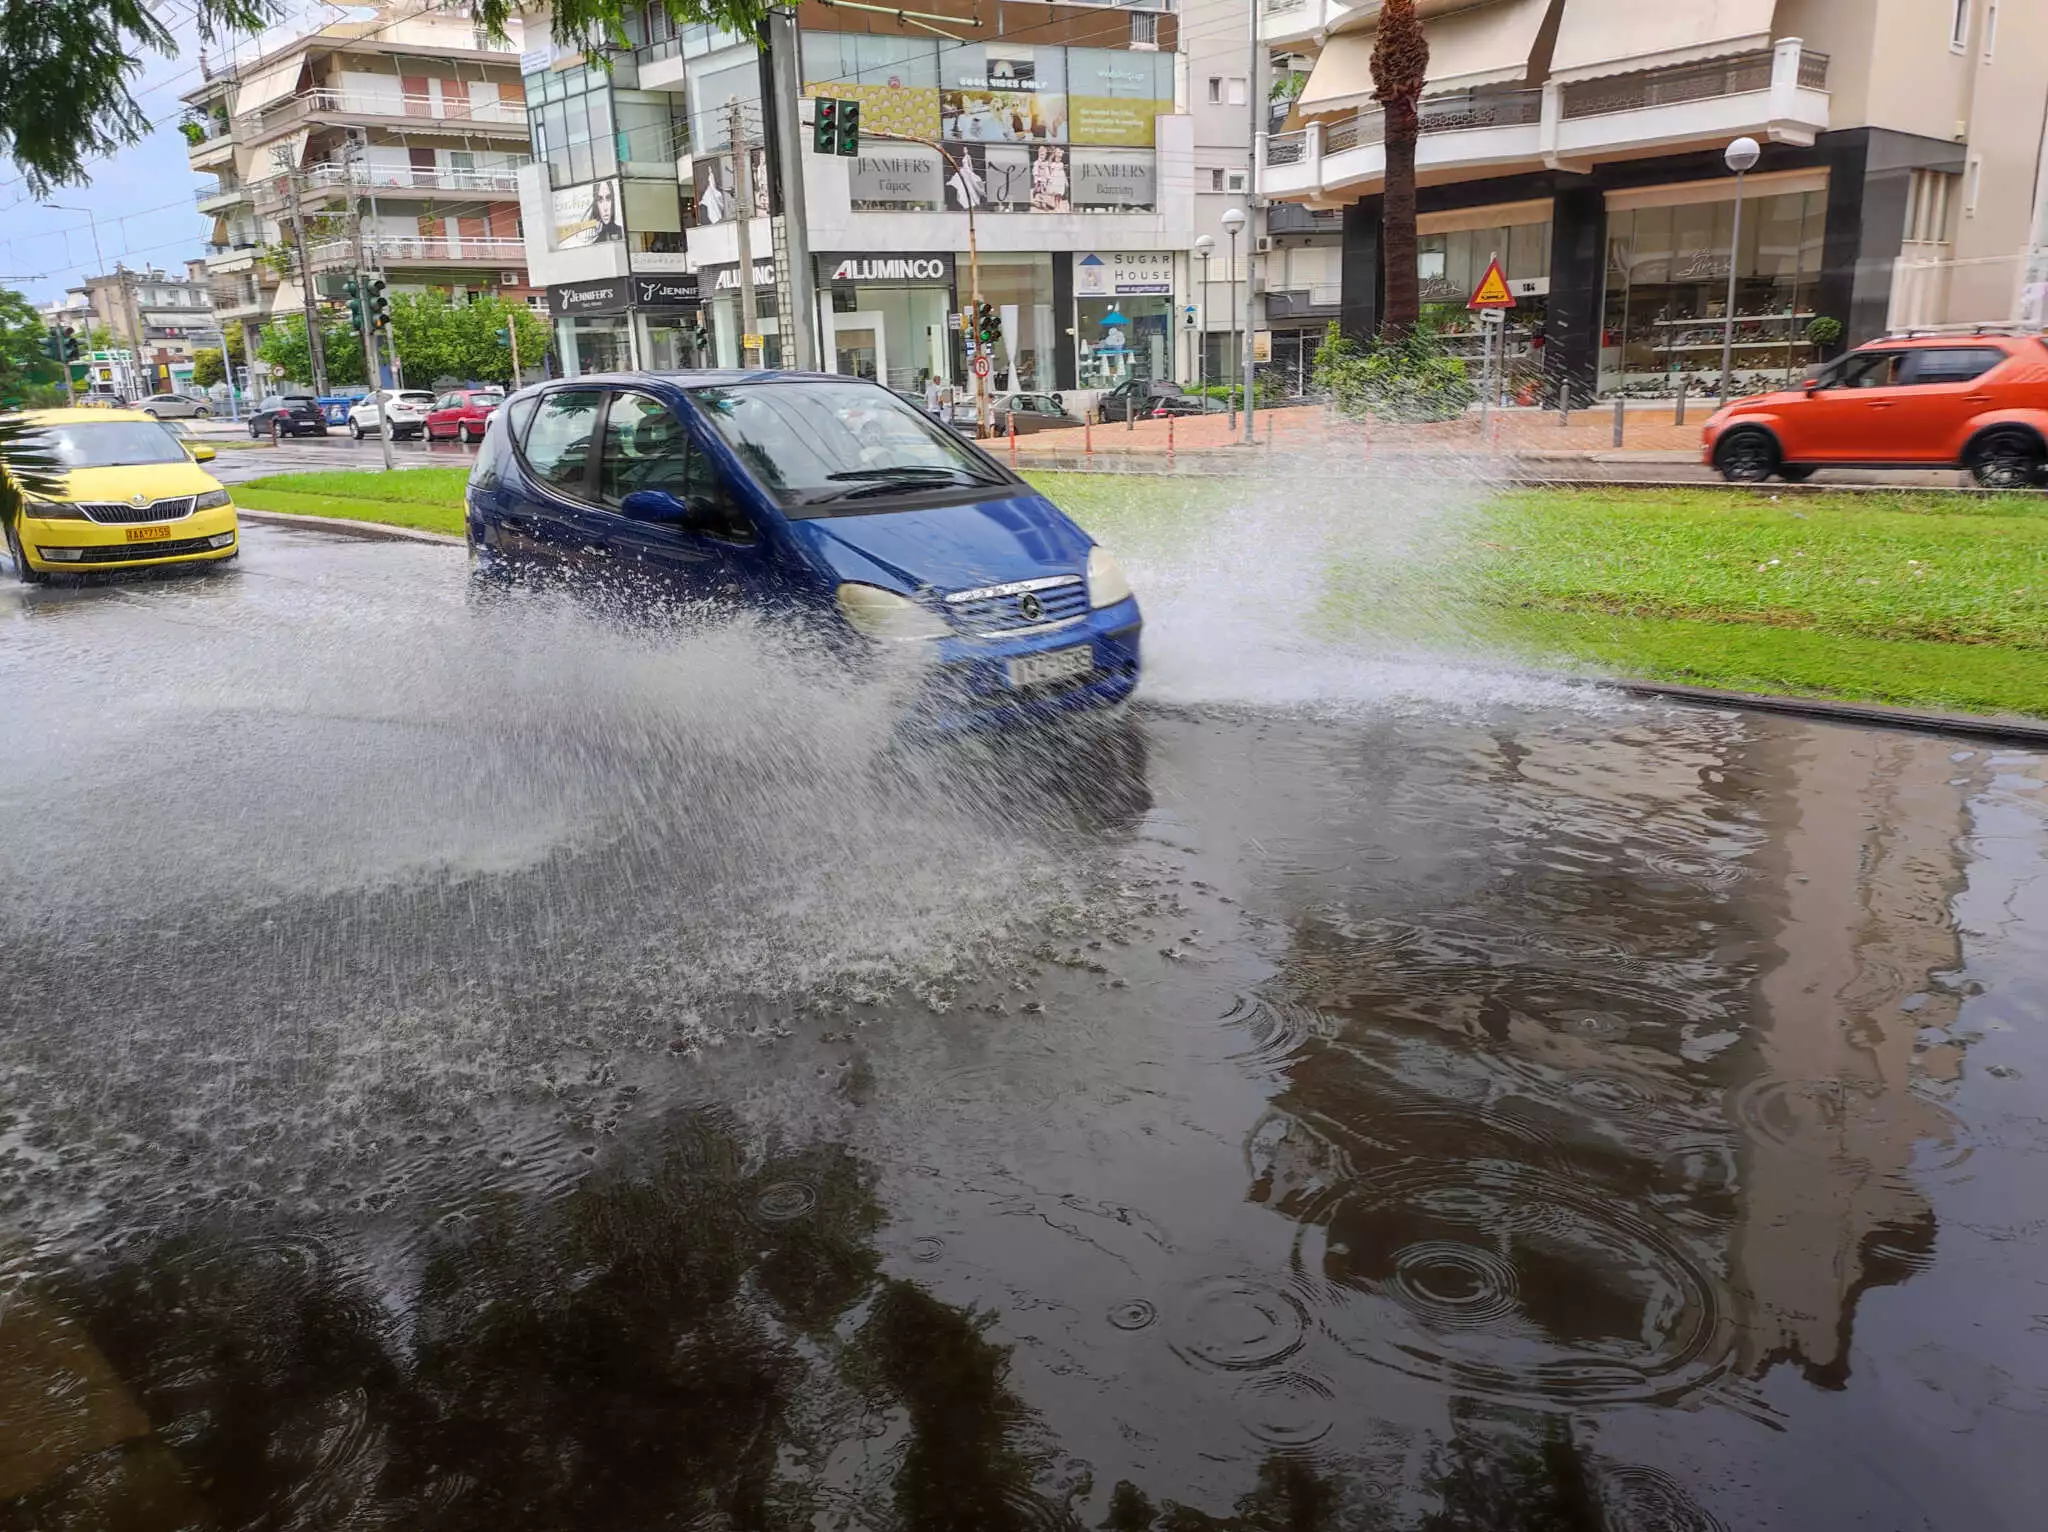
[815,251,956,288]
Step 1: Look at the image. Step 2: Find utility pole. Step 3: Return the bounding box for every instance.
[347,127,403,390]
[1243,1,1262,446]
[276,152,327,395]
[766,7,818,370]
[730,99,762,369]
[350,209,395,472]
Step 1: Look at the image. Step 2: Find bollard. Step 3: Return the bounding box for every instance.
[1490,412,1502,453]
[1085,414,1094,457]
[1008,412,1018,467]
[1126,396,1134,432]
[269,413,280,447]
[1613,395,1625,448]
[1265,412,1274,448]
[1674,379,1687,426]
[1557,383,1570,427]
[1167,413,1175,465]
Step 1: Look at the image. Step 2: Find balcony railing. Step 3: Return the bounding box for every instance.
[1561,49,1823,119]
[1266,288,1341,320]
[307,234,527,268]
[275,160,528,201]
[194,182,250,205]
[1268,134,1307,167]
[241,89,528,136]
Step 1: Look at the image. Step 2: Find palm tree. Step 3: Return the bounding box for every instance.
[1,412,65,582]
[1371,0,1430,340]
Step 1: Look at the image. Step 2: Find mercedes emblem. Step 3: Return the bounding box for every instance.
[1017,591,1044,622]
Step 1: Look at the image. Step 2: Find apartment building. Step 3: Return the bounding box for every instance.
[45,262,221,395]
[519,0,1207,403]
[182,2,533,364]
[1260,0,2048,401]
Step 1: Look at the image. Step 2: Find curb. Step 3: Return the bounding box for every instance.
[237,508,464,546]
[1607,677,2048,747]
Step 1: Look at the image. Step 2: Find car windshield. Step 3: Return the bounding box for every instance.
[36,421,193,468]
[688,380,1005,515]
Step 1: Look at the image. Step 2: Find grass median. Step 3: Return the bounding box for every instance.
[230,466,2047,718]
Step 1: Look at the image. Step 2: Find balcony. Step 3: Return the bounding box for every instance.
[1267,201,1341,235]
[185,121,240,169]
[306,234,528,271]
[1259,0,1358,50]
[257,160,528,213]
[195,181,251,213]
[1265,287,1342,321]
[239,89,528,141]
[1262,39,1830,203]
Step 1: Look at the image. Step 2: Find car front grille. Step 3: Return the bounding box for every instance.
[64,533,230,564]
[79,496,197,525]
[944,575,1089,634]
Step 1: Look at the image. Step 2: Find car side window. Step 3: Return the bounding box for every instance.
[597,391,692,505]
[501,393,539,448]
[1904,347,2005,385]
[1836,352,1904,389]
[520,390,605,499]
[682,436,753,543]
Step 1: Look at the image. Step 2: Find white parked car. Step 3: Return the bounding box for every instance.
[348,389,436,441]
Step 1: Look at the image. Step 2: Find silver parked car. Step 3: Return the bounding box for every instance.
[348,389,436,441]
[139,392,213,419]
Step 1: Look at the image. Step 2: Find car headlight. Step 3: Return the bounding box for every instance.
[24,499,86,520]
[1087,545,1133,608]
[835,582,949,641]
[194,488,231,510]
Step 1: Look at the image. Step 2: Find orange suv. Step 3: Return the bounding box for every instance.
[1702,332,2048,488]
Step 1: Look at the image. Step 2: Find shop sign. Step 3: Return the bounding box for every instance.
[1075,252,1172,297]
[816,252,956,287]
[1252,330,1273,363]
[698,259,779,293]
[630,249,693,273]
[632,274,700,309]
[849,148,945,210]
[1068,150,1155,211]
[548,277,630,316]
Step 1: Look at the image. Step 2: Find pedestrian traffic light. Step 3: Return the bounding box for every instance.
[367,276,390,331]
[836,98,859,156]
[814,97,838,156]
[61,327,80,362]
[343,276,366,334]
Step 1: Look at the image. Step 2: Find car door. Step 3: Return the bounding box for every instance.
[497,387,607,569]
[1791,349,1909,461]
[1895,346,2010,463]
[588,388,771,603]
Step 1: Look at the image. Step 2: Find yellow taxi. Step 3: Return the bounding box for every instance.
[4,409,239,582]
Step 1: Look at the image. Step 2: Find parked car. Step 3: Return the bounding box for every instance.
[464,373,1141,729]
[1704,331,2048,487]
[248,394,328,438]
[426,387,506,444]
[1095,379,1225,422]
[138,392,212,420]
[4,409,238,582]
[349,389,436,441]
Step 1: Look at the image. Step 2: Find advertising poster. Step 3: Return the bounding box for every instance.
[691,151,768,225]
[1066,48,1172,149]
[1027,145,1069,212]
[849,146,945,211]
[939,45,1065,143]
[801,78,940,142]
[943,144,1034,212]
[1069,150,1154,211]
[553,179,625,248]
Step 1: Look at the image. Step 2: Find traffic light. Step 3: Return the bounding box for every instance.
[836,98,859,156]
[61,327,80,362]
[814,97,837,156]
[367,276,390,331]
[974,302,1000,348]
[40,327,62,363]
[494,325,511,346]
[343,276,365,334]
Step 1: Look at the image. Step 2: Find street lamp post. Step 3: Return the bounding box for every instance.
[1221,207,1246,434]
[1717,135,1761,404]
[1194,233,1214,399]
[43,202,108,396]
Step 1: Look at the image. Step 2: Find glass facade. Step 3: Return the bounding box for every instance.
[556,316,632,377]
[1077,295,1170,390]
[1416,216,1552,403]
[962,254,1056,393]
[1600,187,1828,399]
[826,286,954,392]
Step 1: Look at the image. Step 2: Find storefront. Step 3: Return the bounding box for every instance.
[545,274,703,376]
[815,251,957,392]
[958,252,1058,394]
[1409,202,1552,403]
[1073,251,1174,390]
[1598,171,1829,400]
[698,258,782,369]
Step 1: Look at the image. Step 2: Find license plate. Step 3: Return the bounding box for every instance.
[125,525,173,542]
[1006,645,1093,689]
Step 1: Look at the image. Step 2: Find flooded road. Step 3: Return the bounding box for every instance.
[3,527,2046,1529]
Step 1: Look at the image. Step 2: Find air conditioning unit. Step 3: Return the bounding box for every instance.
[502,269,522,286]
[1256,236,1272,253]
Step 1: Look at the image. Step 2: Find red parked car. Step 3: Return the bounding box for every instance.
[424,387,505,445]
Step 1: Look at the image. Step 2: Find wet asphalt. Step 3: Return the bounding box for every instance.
[1,524,2045,1530]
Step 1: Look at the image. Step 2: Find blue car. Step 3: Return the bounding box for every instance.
[464,371,1141,728]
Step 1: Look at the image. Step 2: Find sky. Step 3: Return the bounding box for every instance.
[0,2,343,307]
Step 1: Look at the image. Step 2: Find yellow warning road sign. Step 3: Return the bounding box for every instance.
[1467,257,1516,310]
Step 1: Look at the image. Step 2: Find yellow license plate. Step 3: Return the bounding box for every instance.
[125,525,173,542]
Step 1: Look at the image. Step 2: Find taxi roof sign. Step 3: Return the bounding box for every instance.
[1467,257,1516,310]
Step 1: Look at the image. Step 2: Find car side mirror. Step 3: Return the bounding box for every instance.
[189,444,216,462]
[1803,378,1822,394]
[619,488,707,525]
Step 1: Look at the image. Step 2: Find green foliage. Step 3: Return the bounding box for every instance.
[1270,70,1307,103]
[190,347,227,390]
[1190,375,1286,408]
[389,291,548,388]
[0,411,68,534]
[1805,315,1844,347]
[1311,319,1476,421]
[0,287,64,405]
[86,324,115,351]
[256,312,366,389]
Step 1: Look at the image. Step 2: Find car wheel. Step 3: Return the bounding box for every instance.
[1714,427,1779,483]
[195,406,210,417]
[1968,428,2046,490]
[350,422,364,440]
[6,517,48,585]
[458,423,475,445]
[1777,465,1816,483]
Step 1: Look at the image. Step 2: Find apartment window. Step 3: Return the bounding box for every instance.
[1984,2,1997,58]
[1225,168,1248,194]
[1207,76,1222,104]
[1226,76,1248,106]
[1950,0,1969,51]
[1130,12,1157,46]
[1964,155,1982,216]
[1208,167,1225,191]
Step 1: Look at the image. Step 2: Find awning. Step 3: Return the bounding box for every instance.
[231,54,307,118]
[1550,0,1778,83]
[1423,0,1553,93]
[1297,0,1553,117]
[1297,35,1376,118]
